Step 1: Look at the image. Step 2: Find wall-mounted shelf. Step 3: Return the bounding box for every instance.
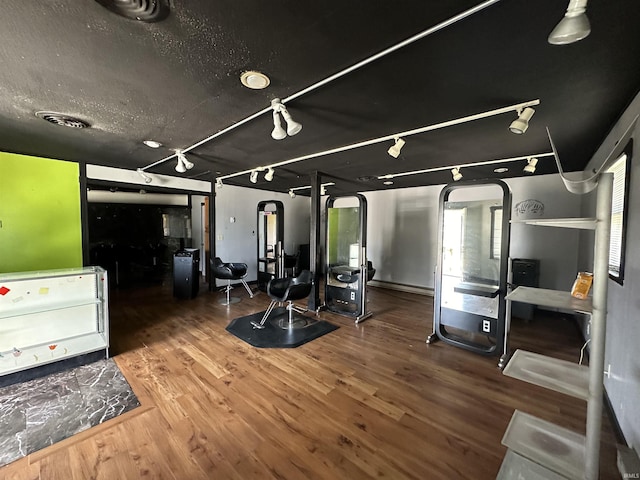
[497,449,567,480]
[0,266,109,377]
[511,218,596,230]
[506,286,592,314]
[502,410,586,480]
[503,349,589,401]
[500,173,612,480]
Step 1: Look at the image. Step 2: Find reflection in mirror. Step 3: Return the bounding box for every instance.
[324,194,372,323]
[257,201,284,290]
[429,181,511,357]
[327,206,360,280]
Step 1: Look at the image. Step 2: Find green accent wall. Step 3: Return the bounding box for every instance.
[0,152,82,273]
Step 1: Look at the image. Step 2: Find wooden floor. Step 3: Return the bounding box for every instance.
[2,280,620,479]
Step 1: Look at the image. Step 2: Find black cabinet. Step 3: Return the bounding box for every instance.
[173,248,200,299]
[511,258,539,320]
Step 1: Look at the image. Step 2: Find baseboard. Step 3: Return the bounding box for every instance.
[368,280,434,296]
[604,388,628,446]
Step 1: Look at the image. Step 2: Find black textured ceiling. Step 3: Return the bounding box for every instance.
[0,0,638,195]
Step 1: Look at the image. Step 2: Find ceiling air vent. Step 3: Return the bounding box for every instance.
[95,0,170,22]
[36,111,90,129]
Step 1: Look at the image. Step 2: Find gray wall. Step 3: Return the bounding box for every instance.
[363,173,582,292]
[214,185,310,283]
[582,92,640,450]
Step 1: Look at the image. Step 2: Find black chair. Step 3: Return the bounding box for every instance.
[284,253,298,277]
[367,260,376,282]
[251,270,314,329]
[211,257,255,305]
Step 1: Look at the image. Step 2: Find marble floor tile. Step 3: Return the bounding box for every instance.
[0,358,139,467]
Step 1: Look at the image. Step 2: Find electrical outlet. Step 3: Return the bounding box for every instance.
[482,320,491,333]
[350,291,355,301]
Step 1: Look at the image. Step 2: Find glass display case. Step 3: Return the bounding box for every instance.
[0,266,109,376]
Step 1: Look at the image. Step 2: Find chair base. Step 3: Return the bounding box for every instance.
[273,314,313,330]
[219,297,241,305]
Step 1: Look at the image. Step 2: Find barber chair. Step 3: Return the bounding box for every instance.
[211,257,255,305]
[251,270,314,329]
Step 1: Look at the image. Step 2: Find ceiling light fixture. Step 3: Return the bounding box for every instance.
[271,109,287,140]
[289,182,336,194]
[451,167,463,181]
[383,180,394,185]
[240,70,271,90]
[140,1,501,174]
[264,167,275,182]
[524,157,538,173]
[270,99,302,139]
[387,137,406,158]
[289,190,296,198]
[219,100,541,184]
[215,178,223,189]
[136,168,152,184]
[175,150,194,173]
[143,140,162,148]
[378,152,554,181]
[494,167,509,173]
[509,107,535,134]
[250,170,259,183]
[548,0,590,45]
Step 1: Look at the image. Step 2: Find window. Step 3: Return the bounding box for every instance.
[606,140,632,284]
[490,206,502,259]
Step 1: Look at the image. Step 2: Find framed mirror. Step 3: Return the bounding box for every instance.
[428,180,511,356]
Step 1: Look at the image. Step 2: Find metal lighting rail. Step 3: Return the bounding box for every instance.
[378,152,555,180]
[140,0,503,172]
[216,99,540,183]
[290,182,335,192]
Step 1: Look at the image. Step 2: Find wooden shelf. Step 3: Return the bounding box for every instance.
[502,410,585,480]
[506,286,592,314]
[511,218,597,230]
[503,350,589,401]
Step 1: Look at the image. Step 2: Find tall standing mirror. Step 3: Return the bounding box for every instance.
[325,194,372,323]
[257,201,284,291]
[427,180,511,356]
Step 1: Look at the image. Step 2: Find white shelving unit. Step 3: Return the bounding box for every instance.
[0,266,109,377]
[499,173,612,479]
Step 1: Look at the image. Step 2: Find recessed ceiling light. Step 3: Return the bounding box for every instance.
[383,180,394,185]
[240,71,271,90]
[494,167,509,173]
[143,140,162,148]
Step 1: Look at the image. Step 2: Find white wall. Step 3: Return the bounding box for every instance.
[214,185,310,283]
[582,92,640,450]
[363,173,581,292]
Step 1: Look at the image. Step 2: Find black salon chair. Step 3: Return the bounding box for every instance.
[211,257,255,305]
[367,261,376,282]
[251,270,314,329]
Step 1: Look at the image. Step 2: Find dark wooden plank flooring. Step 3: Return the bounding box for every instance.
[1,280,620,479]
